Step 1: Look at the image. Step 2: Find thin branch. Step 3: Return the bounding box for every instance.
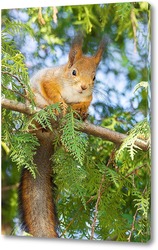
[125,164,147,178]
[1,97,149,151]
[90,174,105,240]
[2,84,29,101]
[2,71,27,97]
[127,206,139,242]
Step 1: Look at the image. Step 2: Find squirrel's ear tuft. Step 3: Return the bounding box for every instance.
[94,36,107,66]
[68,32,83,68]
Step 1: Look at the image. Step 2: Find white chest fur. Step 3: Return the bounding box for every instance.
[61,85,88,104]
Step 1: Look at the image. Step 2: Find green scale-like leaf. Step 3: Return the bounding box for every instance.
[60,109,88,166]
[10,132,39,178]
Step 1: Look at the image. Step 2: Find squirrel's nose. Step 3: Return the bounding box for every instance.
[81,85,87,90]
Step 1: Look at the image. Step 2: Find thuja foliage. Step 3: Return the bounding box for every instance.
[60,110,88,165]
[1,3,151,242]
[53,113,151,241]
[2,21,34,103]
[1,18,89,189]
[2,21,37,176]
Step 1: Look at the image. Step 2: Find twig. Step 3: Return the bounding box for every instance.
[2,71,27,97]
[2,84,29,101]
[90,174,105,240]
[125,164,147,178]
[127,206,139,242]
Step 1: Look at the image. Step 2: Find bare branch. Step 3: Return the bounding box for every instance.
[1,97,34,115]
[80,121,149,151]
[80,121,126,144]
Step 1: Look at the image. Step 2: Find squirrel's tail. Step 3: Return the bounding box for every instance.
[19,131,58,238]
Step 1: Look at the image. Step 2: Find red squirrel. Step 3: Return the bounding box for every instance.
[30,34,105,118]
[19,34,105,238]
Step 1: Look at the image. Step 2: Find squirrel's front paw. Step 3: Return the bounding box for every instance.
[71,103,88,120]
[81,112,89,121]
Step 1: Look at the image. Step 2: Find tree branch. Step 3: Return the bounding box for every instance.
[1,97,39,115]
[80,121,149,151]
[80,121,127,145]
[1,97,149,151]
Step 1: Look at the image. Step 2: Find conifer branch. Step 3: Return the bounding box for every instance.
[1,97,149,151]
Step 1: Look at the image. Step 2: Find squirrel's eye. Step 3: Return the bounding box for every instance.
[93,75,96,81]
[72,69,77,76]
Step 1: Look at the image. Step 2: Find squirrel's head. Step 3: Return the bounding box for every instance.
[64,34,106,98]
[68,33,106,69]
